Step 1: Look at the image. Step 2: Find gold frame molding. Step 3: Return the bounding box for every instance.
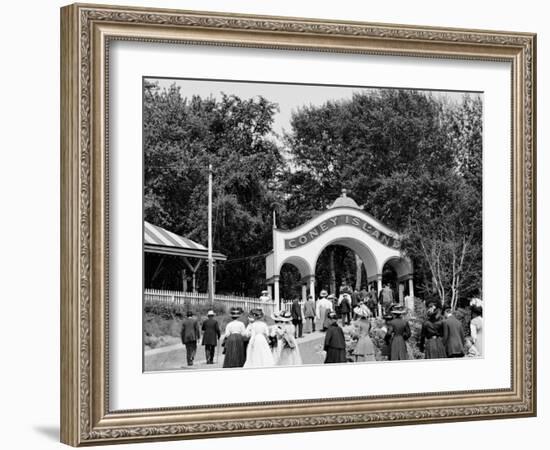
[60,3,536,446]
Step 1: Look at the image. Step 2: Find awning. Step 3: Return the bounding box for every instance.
[144,221,226,261]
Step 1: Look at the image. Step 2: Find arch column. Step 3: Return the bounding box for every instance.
[367,273,383,316]
[408,277,415,298]
[307,275,316,301]
[273,276,280,310]
[301,284,307,302]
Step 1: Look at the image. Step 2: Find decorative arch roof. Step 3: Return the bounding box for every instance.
[328,189,362,210]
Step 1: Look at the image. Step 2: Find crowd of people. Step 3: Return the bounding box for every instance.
[179,288,483,368]
[180,307,303,368]
[418,299,484,359]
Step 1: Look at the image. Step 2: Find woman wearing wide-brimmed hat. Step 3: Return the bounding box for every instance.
[271,311,302,366]
[386,306,411,360]
[244,308,274,368]
[222,307,247,368]
[469,304,483,357]
[351,306,375,362]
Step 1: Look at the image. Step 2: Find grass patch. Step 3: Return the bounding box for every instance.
[143,301,275,350]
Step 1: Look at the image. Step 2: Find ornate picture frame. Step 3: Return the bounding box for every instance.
[60,3,536,446]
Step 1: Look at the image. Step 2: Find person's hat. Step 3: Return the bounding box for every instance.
[230,307,241,318]
[327,294,336,300]
[353,306,369,318]
[186,310,193,317]
[341,286,352,294]
[383,314,394,321]
[273,310,292,322]
[320,290,328,297]
[328,311,338,320]
[207,310,215,316]
[249,308,264,319]
[261,290,269,294]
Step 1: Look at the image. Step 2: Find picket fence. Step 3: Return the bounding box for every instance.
[144,289,277,315]
[280,299,305,312]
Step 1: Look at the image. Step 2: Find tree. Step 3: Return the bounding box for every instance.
[144,82,284,294]
[282,89,482,305]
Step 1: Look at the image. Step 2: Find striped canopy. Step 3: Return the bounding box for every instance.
[144,221,226,260]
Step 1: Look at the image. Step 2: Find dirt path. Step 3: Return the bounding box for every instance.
[144,331,326,371]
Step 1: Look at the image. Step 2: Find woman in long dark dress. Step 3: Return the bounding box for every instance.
[324,312,347,363]
[222,308,246,368]
[386,307,410,360]
[419,304,447,359]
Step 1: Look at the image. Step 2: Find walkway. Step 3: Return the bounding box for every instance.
[144,331,326,371]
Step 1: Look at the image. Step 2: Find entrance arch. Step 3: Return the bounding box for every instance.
[265,190,414,307]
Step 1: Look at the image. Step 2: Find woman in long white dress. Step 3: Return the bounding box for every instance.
[244,309,274,368]
[469,306,483,356]
[272,311,302,366]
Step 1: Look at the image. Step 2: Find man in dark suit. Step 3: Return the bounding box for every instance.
[339,293,352,325]
[442,307,465,357]
[366,286,379,317]
[201,310,221,364]
[291,298,303,338]
[181,310,201,366]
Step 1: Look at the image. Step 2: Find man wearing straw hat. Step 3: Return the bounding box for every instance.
[259,289,273,318]
[315,290,332,332]
[303,295,316,334]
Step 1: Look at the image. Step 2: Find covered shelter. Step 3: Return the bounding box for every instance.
[144,221,226,292]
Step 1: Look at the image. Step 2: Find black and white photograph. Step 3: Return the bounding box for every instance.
[142,77,483,371]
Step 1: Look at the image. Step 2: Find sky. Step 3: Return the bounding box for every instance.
[148,77,481,140]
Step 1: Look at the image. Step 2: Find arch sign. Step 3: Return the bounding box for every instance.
[265,190,413,305]
[285,214,402,250]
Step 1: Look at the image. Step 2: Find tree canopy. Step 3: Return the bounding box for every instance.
[144,81,482,306]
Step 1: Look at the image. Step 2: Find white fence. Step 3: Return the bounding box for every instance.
[280,299,305,312]
[144,289,277,316]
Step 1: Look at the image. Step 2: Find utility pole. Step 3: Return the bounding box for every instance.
[207,164,214,305]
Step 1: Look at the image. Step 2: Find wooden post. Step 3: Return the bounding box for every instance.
[182,269,187,292]
[274,276,280,311]
[207,164,214,304]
